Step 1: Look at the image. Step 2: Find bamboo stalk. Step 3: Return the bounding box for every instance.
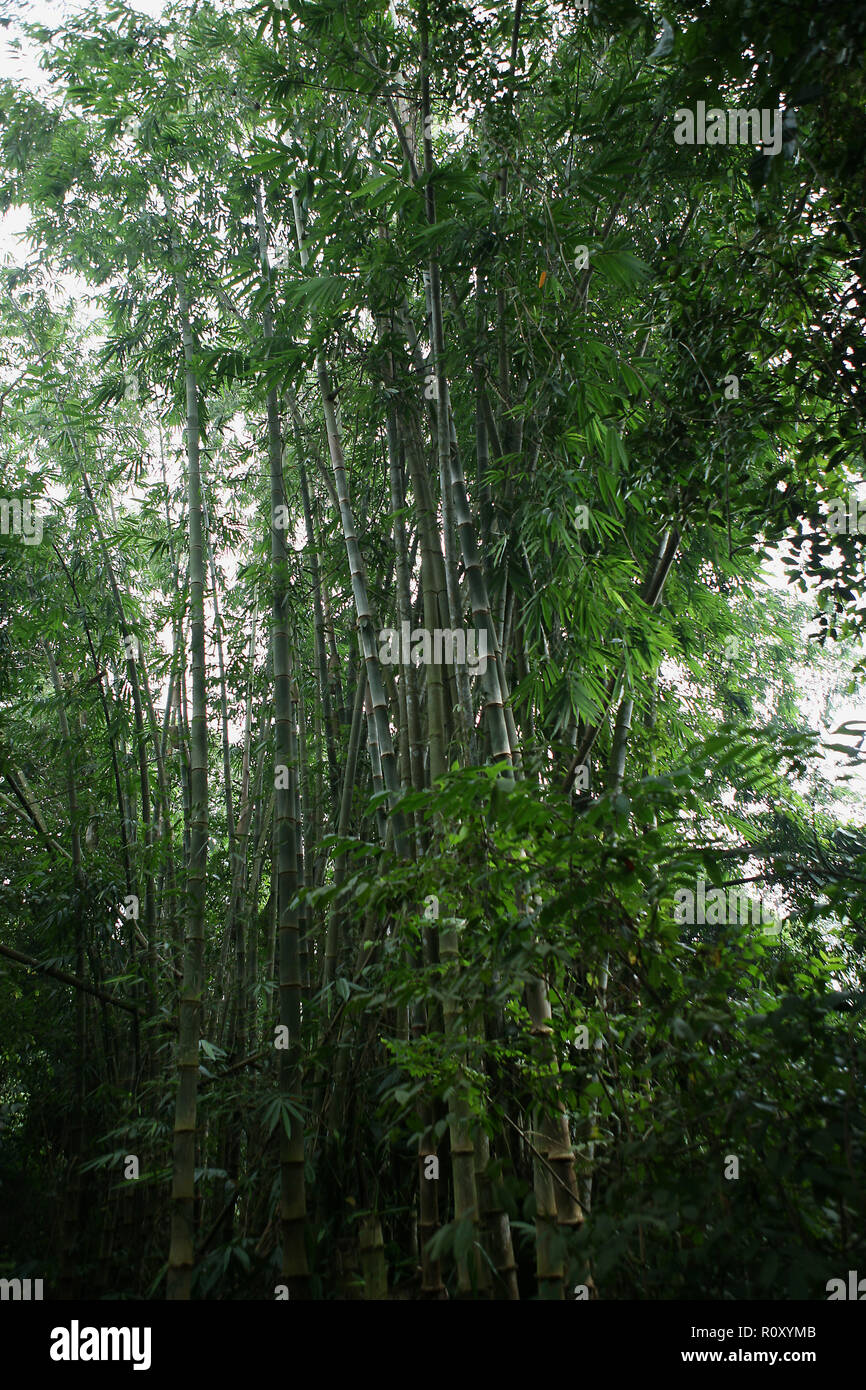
[166,209,209,1302]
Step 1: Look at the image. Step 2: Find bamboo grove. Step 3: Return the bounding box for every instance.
[1,0,866,1301]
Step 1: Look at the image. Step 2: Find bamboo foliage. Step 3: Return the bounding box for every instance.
[0,0,864,1311]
